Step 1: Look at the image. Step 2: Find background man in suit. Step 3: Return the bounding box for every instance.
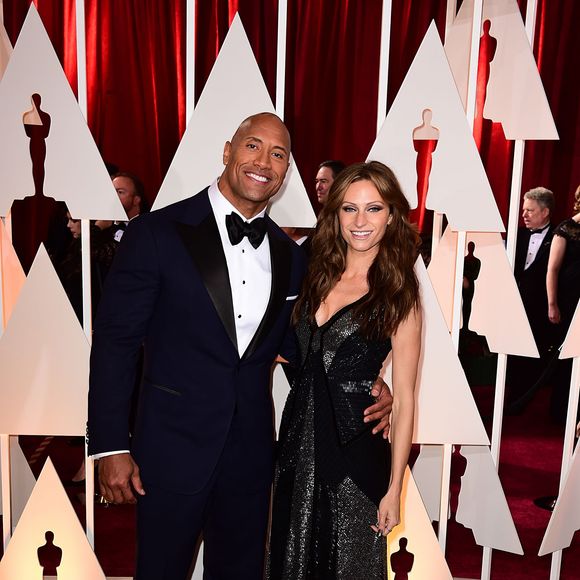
[507,186,555,410]
[315,159,346,206]
[88,113,390,579]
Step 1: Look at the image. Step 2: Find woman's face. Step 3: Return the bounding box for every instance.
[338,180,391,257]
[66,213,81,239]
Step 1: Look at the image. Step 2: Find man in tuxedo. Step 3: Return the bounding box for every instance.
[507,186,555,407]
[88,113,390,579]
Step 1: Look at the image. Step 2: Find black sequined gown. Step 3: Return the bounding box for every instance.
[267,301,392,579]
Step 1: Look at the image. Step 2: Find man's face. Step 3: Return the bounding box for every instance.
[522,198,550,230]
[113,176,140,219]
[315,166,335,205]
[219,115,291,217]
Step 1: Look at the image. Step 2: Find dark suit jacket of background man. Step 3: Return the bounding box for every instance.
[88,187,306,495]
[514,224,555,354]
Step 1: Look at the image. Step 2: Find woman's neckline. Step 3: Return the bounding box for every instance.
[314,294,368,329]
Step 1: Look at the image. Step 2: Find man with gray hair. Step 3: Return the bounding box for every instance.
[506,186,556,411]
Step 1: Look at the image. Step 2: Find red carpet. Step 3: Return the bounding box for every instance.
[1,384,578,578]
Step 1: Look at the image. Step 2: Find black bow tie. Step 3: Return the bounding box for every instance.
[225,212,267,249]
[530,224,549,235]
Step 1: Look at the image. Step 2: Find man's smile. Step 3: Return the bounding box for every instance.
[245,171,271,183]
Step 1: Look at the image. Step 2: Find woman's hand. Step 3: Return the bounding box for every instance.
[371,488,400,536]
[548,303,561,324]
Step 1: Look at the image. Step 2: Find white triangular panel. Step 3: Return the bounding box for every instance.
[456,446,523,553]
[0,20,12,79]
[368,22,503,233]
[154,14,315,228]
[0,245,89,435]
[272,363,291,436]
[383,258,489,444]
[189,544,203,580]
[445,0,558,140]
[428,227,538,356]
[0,436,36,531]
[539,442,580,555]
[268,161,315,227]
[560,302,580,359]
[411,444,445,522]
[0,458,105,579]
[1,219,25,327]
[387,468,452,579]
[0,5,126,219]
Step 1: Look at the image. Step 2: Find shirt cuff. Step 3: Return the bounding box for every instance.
[91,450,130,460]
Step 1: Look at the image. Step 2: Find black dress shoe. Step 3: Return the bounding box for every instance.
[534,495,557,511]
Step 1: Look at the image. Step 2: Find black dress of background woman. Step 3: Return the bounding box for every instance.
[546,187,580,422]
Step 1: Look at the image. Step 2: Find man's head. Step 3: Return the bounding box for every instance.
[112,172,144,220]
[522,187,553,230]
[315,160,346,205]
[219,113,291,218]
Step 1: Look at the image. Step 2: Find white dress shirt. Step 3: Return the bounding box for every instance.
[208,180,272,355]
[524,224,550,270]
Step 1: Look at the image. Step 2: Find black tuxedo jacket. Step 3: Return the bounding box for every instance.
[514,225,554,349]
[88,189,306,494]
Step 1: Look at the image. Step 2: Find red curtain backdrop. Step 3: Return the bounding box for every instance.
[3,0,579,267]
[523,0,580,220]
[284,0,383,212]
[85,0,186,199]
[194,1,279,105]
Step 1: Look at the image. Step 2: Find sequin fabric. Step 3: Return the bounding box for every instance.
[267,303,392,579]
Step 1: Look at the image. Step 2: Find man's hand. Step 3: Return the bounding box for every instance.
[98,453,145,504]
[364,376,393,439]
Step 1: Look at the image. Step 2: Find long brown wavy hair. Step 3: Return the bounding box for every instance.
[294,161,420,340]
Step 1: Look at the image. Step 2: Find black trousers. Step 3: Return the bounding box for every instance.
[135,419,272,580]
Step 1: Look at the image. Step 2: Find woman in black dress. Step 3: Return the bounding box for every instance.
[268,161,422,579]
[546,185,580,422]
[547,185,580,332]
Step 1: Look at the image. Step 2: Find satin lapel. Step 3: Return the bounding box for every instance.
[242,228,292,361]
[175,215,238,352]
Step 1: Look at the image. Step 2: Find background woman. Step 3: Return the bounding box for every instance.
[546,185,580,423]
[268,161,422,579]
[547,185,580,330]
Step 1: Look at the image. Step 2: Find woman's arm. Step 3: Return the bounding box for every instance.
[374,306,422,536]
[546,235,567,324]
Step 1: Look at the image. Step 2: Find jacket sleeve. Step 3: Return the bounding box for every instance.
[87,216,161,455]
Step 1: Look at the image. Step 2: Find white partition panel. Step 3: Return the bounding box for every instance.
[154,14,315,228]
[0,458,105,579]
[0,5,126,220]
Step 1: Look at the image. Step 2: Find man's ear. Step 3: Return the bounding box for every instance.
[223,141,232,165]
